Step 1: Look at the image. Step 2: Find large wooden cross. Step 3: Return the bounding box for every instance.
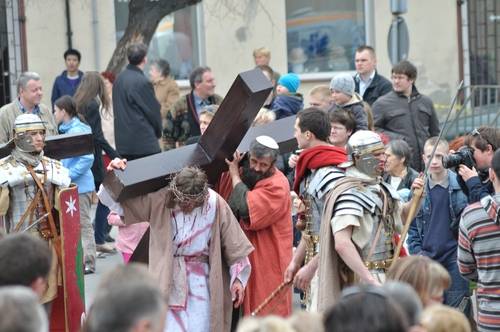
[102,69,298,263]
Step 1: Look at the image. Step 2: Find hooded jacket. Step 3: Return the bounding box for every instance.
[58,117,95,193]
[331,93,368,131]
[270,93,303,119]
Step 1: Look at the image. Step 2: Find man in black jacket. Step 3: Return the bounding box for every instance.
[372,60,440,172]
[353,46,392,106]
[113,43,162,160]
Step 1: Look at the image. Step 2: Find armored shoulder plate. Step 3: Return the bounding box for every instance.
[0,156,70,188]
[333,185,383,218]
[0,156,26,187]
[41,157,71,187]
[307,166,345,200]
[380,181,402,201]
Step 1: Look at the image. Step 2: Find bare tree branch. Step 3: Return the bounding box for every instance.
[106,0,202,74]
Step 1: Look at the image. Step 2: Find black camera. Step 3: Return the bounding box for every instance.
[443,146,475,170]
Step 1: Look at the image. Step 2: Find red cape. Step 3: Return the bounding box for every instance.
[293,145,347,194]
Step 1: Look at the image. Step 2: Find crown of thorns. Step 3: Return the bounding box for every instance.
[169,178,209,204]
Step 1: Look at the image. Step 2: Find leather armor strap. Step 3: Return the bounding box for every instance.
[26,164,62,265]
[13,189,42,233]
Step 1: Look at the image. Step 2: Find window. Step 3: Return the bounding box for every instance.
[286,0,366,75]
[114,1,201,80]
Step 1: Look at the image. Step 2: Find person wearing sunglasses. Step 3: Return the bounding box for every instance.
[458,126,499,203]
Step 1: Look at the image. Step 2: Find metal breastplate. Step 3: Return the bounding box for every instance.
[302,166,345,237]
[334,183,397,263]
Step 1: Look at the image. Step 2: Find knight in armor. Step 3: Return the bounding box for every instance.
[0,113,70,304]
[315,130,418,312]
[284,108,347,311]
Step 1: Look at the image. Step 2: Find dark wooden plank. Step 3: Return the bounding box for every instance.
[0,133,94,160]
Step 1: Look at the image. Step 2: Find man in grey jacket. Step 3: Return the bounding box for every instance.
[372,60,439,172]
[113,43,162,161]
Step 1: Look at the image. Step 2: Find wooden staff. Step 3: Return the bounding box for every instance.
[392,81,464,267]
[251,280,292,316]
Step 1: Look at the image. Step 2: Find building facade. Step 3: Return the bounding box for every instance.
[1,0,497,122]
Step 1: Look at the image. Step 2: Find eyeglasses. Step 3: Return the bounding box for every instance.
[470,128,497,151]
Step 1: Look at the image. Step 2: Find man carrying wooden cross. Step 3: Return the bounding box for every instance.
[219,135,293,317]
[99,162,254,332]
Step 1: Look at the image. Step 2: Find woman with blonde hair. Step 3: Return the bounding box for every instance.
[420,304,471,332]
[387,256,451,307]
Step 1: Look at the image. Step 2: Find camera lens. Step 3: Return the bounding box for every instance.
[443,153,463,169]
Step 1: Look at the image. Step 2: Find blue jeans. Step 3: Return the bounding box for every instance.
[93,200,110,245]
[443,258,470,309]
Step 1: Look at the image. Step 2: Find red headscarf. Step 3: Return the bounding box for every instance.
[293,145,347,194]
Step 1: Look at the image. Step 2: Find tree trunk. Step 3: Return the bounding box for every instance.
[106,0,202,75]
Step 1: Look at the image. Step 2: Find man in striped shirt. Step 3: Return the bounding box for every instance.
[458,148,500,331]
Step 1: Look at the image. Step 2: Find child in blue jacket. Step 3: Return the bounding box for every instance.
[54,95,96,274]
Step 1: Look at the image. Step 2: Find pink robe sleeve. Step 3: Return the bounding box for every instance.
[229,257,251,288]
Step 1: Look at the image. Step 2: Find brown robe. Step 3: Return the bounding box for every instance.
[121,187,254,332]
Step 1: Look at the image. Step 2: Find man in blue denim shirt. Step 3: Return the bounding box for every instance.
[408,137,469,309]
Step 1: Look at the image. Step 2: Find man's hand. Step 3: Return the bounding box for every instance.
[225,151,244,187]
[411,176,424,191]
[225,151,244,177]
[293,197,305,214]
[284,261,299,284]
[231,279,245,308]
[458,164,478,181]
[107,158,127,171]
[288,154,299,168]
[293,263,316,291]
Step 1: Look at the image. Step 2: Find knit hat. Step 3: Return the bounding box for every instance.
[330,73,355,96]
[278,73,300,93]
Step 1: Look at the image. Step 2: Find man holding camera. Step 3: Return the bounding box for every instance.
[457,126,499,203]
[408,137,470,311]
[458,148,500,331]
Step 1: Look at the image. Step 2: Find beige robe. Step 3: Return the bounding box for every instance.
[120,187,254,332]
[317,177,368,312]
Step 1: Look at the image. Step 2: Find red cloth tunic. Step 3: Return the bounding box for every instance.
[218,169,293,317]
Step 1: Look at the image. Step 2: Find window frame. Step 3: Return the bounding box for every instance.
[286,0,375,82]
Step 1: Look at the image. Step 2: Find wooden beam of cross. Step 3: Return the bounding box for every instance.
[0,133,94,160]
[103,68,273,201]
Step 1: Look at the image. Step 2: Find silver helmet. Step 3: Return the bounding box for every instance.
[342,130,385,177]
[13,114,46,153]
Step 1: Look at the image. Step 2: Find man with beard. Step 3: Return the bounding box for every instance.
[219,136,293,317]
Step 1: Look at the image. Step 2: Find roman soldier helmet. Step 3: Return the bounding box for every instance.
[342,130,385,177]
[13,113,46,152]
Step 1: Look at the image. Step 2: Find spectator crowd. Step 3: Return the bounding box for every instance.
[0,42,498,332]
